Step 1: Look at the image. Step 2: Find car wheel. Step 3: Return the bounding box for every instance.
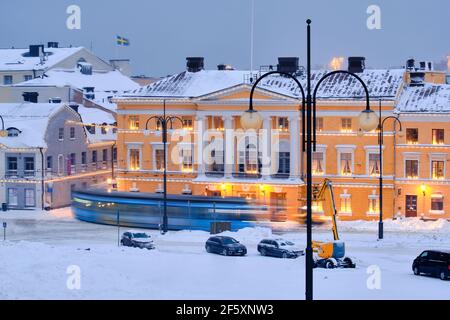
[413,267,420,276]
[325,259,335,269]
[222,249,228,256]
[282,252,288,259]
[206,246,211,253]
[260,249,266,256]
[440,271,447,281]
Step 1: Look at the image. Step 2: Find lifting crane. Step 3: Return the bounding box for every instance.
[311,178,356,269]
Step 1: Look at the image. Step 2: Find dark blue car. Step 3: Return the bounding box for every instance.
[205,236,247,256]
[413,250,450,280]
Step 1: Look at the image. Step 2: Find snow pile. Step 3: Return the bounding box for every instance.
[338,218,450,234]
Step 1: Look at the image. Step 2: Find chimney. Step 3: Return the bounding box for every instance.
[277,57,299,75]
[186,57,204,72]
[29,45,45,57]
[217,64,233,71]
[348,57,365,73]
[409,72,425,87]
[406,59,415,71]
[22,92,39,103]
[47,42,59,48]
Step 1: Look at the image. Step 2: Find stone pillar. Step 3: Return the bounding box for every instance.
[289,115,300,180]
[261,115,272,178]
[195,115,206,176]
[224,115,234,178]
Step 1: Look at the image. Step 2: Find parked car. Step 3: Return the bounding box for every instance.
[121,231,155,250]
[412,250,450,280]
[257,238,304,258]
[205,236,247,256]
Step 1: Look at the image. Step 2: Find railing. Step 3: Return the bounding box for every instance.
[6,171,37,178]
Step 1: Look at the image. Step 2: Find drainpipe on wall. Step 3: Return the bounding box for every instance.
[39,147,45,210]
[111,142,116,184]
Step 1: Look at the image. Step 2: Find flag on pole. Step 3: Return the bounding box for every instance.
[116,35,130,46]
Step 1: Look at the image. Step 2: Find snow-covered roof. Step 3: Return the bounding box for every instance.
[17,68,139,92]
[0,47,84,71]
[396,84,450,113]
[0,103,71,148]
[77,105,115,124]
[121,69,405,100]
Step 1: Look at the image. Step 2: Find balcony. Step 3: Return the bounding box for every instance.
[6,170,36,179]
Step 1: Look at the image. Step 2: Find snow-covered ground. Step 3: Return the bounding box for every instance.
[0,209,449,300]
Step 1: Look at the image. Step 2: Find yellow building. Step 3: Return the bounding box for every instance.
[114,57,450,221]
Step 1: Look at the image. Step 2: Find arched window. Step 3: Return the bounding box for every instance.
[6,127,21,137]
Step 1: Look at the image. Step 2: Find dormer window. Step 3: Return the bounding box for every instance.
[7,127,21,137]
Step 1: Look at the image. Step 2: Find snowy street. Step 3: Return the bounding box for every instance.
[0,209,449,300]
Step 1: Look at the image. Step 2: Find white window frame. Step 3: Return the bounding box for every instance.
[403,152,421,179]
[366,190,380,216]
[24,189,36,207]
[339,190,352,216]
[151,143,168,171]
[312,145,327,176]
[57,154,64,176]
[429,153,447,180]
[430,193,444,214]
[336,145,356,176]
[126,143,143,171]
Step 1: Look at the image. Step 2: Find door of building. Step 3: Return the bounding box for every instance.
[405,195,418,217]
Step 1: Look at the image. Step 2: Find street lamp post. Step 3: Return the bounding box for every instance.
[377,100,403,240]
[240,19,379,300]
[145,100,183,234]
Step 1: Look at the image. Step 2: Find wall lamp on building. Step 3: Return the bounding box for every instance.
[421,183,427,197]
[240,19,379,301]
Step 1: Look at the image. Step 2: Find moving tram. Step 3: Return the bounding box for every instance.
[71,189,277,231]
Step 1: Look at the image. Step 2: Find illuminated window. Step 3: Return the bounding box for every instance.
[432,160,445,179]
[312,201,323,213]
[432,129,444,145]
[129,149,140,171]
[155,149,164,171]
[405,159,419,179]
[340,152,353,175]
[406,128,418,144]
[316,117,324,132]
[277,117,289,131]
[312,152,324,175]
[239,138,258,174]
[181,148,193,171]
[128,116,139,130]
[213,117,224,131]
[368,195,379,214]
[340,194,352,214]
[341,118,352,132]
[368,153,380,176]
[182,118,193,130]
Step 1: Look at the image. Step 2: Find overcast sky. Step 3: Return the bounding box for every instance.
[0,0,449,77]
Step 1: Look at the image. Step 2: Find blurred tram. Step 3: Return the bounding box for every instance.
[71,189,286,231]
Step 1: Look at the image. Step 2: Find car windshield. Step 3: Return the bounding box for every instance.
[132,233,149,238]
[222,238,238,244]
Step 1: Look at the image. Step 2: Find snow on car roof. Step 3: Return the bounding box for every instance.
[121,68,405,100]
[396,83,450,113]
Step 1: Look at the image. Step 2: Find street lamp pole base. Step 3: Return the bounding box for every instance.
[378,221,384,240]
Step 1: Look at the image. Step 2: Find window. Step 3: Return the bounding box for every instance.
[92,150,97,163]
[24,75,33,82]
[368,195,380,214]
[81,152,87,165]
[312,152,324,175]
[368,153,380,176]
[277,117,289,131]
[340,194,352,214]
[213,117,224,131]
[128,116,139,130]
[86,125,96,134]
[102,149,108,162]
[405,159,419,179]
[432,160,445,179]
[25,189,35,207]
[316,117,324,132]
[46,156,52,170]
[70,127,75,139]
[7,128,20,137]
[8,188,18,206]
[182,118,193,130]
[58,155,64,175]
[406,128,418,144]
[129,149,140,171]
[7,157,18,175]
[239,140,258,173]
[431,195,444,211]
[181,149,193,171]
[58,128,64,141]
[278,152,290,175]
[70,153,76,166]
[432,129,444,145]
[341,118,352,132]
[101,124,107,134]
[3,75,13,85]
[155,149,164,170]
[112,148,117,161]
[24,157,35,175]
[340,153,353,175]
